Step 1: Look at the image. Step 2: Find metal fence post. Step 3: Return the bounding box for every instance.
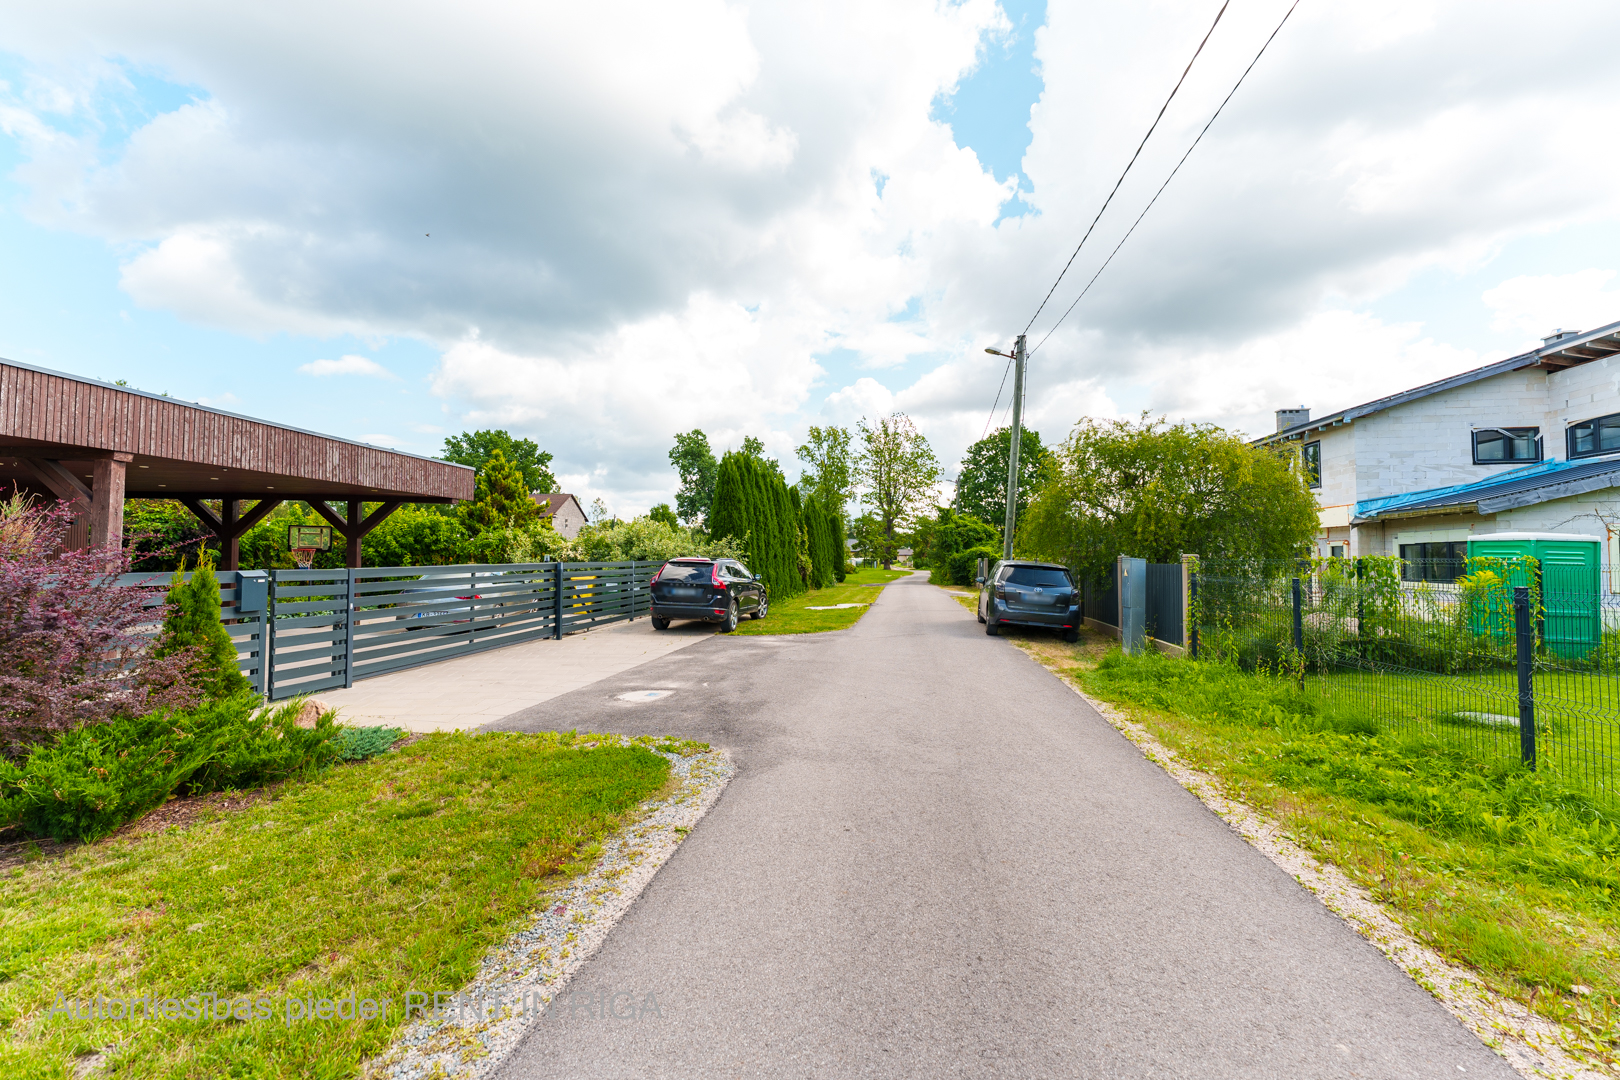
[1188,571,1199,661]
[344,568,356,689]
[1514,585,1536,770]
[554,562,564,639]
[1291,576,1304,653]
[266,570,278,701]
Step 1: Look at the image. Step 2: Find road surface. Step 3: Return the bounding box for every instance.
[488,572,1513,1079]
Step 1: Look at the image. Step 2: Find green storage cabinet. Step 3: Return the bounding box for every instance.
[1466,532,1602,658]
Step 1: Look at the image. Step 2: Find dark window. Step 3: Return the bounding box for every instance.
[732,562,752,580]
[1003,566,1073,588]
[658,561,713,582]
[1568,413,1620,459]
[1303,442,1321,488]
[1329,544,1345,559]
[1473,427,1541,464]
[1399,542,1465,583]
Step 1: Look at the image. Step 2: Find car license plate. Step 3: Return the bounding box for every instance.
[669,587,701,599]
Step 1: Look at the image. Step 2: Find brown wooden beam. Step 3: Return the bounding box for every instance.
[18,457,91,551]
[89,452,133,550]
[305,499,404,568]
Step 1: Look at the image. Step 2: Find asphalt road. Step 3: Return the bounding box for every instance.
[488,572,1515,1079]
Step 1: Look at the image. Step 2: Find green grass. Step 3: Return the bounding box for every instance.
[0,730,699,1079]
[732,566,911,635]
[1020,640,1620,1067]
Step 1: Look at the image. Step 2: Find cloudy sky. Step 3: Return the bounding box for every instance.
[3,0,1620,514]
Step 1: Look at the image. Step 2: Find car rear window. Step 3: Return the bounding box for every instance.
[1003,566,1072,588]
[658,562,713,582]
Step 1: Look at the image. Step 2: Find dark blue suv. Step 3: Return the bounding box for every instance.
[977,559,1080,642]
[650,557,768,633]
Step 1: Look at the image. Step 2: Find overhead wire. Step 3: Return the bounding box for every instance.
[1029,0,1305,356]
[980,353,1014,439]
[1020,0,1232,336]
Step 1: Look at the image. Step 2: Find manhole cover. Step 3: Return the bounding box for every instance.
[616,690,675,703]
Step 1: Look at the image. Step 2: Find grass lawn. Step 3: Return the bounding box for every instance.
[0,730,702,1079]
[1010,629,1620,1068]
[732,566,911,636]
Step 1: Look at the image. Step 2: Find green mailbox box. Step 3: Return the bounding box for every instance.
[1466,532,1603,658]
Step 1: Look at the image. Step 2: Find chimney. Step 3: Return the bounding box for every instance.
[1275,407,1310,432]
[1542,328,1580,346]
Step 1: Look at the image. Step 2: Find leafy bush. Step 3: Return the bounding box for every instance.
[0,494,200,757]
[0,695,338,841]
[922,508,999,586]
[336,726,404,761]
[568,514,745,564]
[151,550,251,700]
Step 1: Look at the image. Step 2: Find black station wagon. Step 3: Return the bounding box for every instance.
[650,557,768,633]
[977,559,1080,642]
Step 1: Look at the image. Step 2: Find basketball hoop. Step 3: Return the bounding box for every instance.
[288,524,333,570]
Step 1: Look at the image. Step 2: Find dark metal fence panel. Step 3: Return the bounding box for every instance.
[559,561,657,634]
[347,562,562,684]
[1145,562,1183,647]
[112,570,267,695]
[267,568,351,700]
[1190,556,1620,807]
[1084,563,1120,628]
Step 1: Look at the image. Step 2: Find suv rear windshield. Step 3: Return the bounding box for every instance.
[1002,566,1072,588]
[658,562,713,582]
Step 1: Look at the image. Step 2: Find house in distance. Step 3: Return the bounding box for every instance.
[532,492,587,538]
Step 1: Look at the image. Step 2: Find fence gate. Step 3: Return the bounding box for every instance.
[267,569,352,701]
[1119,556,1147,654]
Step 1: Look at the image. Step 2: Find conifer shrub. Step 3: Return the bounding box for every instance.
[0,695,338,842]
[152,551,251,700]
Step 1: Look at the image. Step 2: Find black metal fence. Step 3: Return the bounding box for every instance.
[1191,557,1620,804]
[117,560,661,702]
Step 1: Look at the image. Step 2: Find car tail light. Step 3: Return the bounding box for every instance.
[651,561,666,588]
[711,566,725,590]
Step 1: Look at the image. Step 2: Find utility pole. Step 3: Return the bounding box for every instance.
[998,335,1026,562]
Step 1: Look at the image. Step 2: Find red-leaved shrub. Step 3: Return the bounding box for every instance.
[0,492,201,757]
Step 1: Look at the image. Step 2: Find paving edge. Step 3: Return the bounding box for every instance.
[363,745,735,1080]
[1041,663,1607,1080]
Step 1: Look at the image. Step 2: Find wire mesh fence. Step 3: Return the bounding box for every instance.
[1191,556,1620,805]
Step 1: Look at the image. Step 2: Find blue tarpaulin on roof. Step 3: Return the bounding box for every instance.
[1355,457,1620,520]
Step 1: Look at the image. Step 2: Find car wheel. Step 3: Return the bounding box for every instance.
[1063,628,1080,643]
[985,620,999,636]
[751,596,768,620]
[977,609,986,624]
[652,616,670,631]
[720,600,739,632]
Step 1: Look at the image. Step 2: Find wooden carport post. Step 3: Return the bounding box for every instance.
[180,497,286,571]
[308,499,404,568]
[16,452,130,550]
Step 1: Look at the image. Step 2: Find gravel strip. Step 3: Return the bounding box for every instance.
[1037,660,1605,1080]
[365,743,733,1080]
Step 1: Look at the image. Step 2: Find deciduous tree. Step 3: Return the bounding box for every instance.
[441,430,557,495]
[855,413,940,570]
[669,430,719,526]
[952,425,1052,536]
[1022,415,1318,584]
[796,424,855,516]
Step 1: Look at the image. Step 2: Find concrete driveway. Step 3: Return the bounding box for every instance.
[487,572,1515,1079]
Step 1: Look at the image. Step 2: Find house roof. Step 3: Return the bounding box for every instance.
[1260,318,1620,445]
[1353,454,1620,522]
[531,492,582,516]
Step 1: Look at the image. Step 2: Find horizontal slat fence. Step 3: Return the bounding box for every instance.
[112,571,268,696]
[263,561,659,701]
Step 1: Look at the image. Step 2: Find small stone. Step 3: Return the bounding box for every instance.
[294,698,331,729]
[1571,984,1592,996]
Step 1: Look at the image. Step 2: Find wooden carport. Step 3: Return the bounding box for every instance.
[0,358,475,568]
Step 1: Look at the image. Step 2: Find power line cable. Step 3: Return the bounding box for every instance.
[980,354,1014,439]
[1021,0,1232,336]
[1030,0,1304,356]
